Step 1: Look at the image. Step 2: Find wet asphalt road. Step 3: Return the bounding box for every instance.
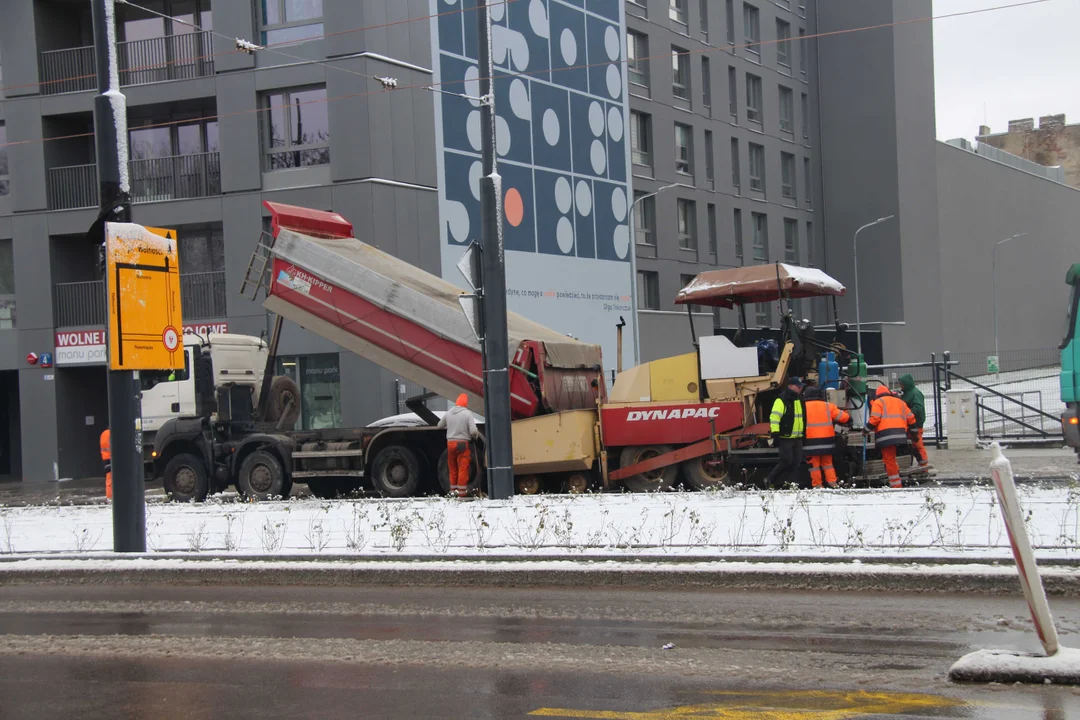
[1,584,1080,719]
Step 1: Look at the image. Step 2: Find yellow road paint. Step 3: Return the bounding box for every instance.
[529,689,966,720]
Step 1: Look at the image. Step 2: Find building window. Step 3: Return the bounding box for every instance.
[0,240,14,329]
[276,353,342,430]
[263,86,330,170]
[704,130,715,185]
[806,221,814,266]
[700,0,709,36]
[801,93,809,140]
[726,0,736,43]
[262,0,324,46]
[779,86,794,133]
[677,199,697,250]
[743,3,760,54]
[670,0,687,25]
[728,66,738,120]
[752,212,768,261]
[804,157,813,208]
[776,20,792,68]
[707,203,718,255]
[634,191,656,246]
[733,209,744,261]
[638,271,660,310]
[748,143,765,192]
[799,28,808,76]
[755,302,771,327]
[746,73,762,123]
[0,123,8,197]
[674,123,693,175]
[628,31,649,88]
[630,111,652,168]
[784,219,799,262]
[672,47,691,100]
[781,152,796,201]
[730,138,741,193]
[627,0,648,17]
[701,57,712,109]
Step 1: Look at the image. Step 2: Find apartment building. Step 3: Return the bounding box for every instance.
[625,0,822,357]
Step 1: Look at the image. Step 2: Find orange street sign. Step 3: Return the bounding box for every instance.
[106,223,183,371]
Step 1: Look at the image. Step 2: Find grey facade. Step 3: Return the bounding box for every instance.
[0,0,440,482]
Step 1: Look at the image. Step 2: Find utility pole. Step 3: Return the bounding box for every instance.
[93,0,145,551]
[475,0,514,500]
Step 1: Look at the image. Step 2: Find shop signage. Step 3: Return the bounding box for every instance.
[55,330,107,366]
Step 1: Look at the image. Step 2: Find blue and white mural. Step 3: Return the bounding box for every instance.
[431,0,636,373]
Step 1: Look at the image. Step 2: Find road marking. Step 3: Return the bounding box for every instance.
[530,689,967,719]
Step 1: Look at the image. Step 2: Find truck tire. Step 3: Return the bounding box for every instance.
[370,446,421,498]
[618,445,677,493]
[163,453,210,503]
[681,453,733,490]
[265,376,300,429]
[437,448,479,496]
[237,450,287,501]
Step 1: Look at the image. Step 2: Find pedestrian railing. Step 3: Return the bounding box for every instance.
[39,32,215,96]
[48,153,222,210]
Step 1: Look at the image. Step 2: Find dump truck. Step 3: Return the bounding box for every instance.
[1062,263,1080,458]
[150,202,917,500]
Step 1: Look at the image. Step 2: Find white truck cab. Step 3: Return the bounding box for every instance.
[141,333,268,435]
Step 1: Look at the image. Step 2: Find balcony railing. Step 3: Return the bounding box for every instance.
[180,271,227,321]
[54,280,106,329]
[54,271,227,328]
[47,152,222,210]
[39,32,215,96]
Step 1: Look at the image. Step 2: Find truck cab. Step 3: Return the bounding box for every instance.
[1062,263,1080,457]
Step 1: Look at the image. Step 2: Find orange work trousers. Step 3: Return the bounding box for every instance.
[881,446,902,488]
[105,472,113,500]
[807,455,838,488]
[446,440,471,496]
[911,428,928,467]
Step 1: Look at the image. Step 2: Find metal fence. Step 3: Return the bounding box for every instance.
[48,153,221,210]
[54,272,226,328]
[39,32,215,96]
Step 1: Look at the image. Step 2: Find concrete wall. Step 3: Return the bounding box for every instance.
[935,141,1080,355]
[638,311,713,363]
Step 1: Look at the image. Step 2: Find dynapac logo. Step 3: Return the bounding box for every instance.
[626,406,725,421]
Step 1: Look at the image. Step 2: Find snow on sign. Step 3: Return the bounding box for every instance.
[105,223,183,371]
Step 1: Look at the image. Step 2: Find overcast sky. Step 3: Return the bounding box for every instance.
[933,0,1078,140]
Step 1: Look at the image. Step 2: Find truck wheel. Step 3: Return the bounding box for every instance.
[163,453,209,503]
[265,376,300,429]
[370,446,421,498]
[437,448,480,496]
[562,472,591,494]
[237,450,286,501]
[681,454,733,490]
[618,446,677,493]
[516,475,542,495]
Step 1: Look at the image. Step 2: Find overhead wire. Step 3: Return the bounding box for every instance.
[0,0,1055,150]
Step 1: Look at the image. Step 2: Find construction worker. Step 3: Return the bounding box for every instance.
[802,387,851,488]
[99,427,112,500]
[766,377,806,487]
[898,374,930,470]
[866,385,916,489]
[437,394,479,497]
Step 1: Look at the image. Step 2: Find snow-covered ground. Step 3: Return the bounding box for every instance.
[2,484,1080,557]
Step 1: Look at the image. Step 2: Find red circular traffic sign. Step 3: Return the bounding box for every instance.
[162,326,180,352]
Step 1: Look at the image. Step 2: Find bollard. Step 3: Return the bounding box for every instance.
[989,442,1059,656]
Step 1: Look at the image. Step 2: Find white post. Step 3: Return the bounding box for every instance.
[990,442,1059,656]
[852,215,894,361]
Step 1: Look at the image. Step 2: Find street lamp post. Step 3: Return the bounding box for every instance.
[993,232,1028,359]
[852,215,895,361]
[627,182,692,367]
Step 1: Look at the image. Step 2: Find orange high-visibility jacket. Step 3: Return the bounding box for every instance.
[867,388,915,449]
[99,428,111,475]
[803,400,851,455]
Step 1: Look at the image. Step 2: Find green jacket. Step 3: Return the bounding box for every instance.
[898,374,926,429]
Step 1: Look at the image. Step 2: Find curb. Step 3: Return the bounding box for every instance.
[1,557,1078,595]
